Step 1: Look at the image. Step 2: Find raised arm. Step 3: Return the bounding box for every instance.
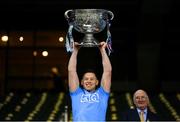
[99,42,112,93]
[68,42,80,92]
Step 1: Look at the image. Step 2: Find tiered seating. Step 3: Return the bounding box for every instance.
[0,91,67,121]
[0,91,179,121]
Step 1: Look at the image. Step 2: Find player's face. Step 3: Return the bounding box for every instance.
[134,90,149,110]
[81,72,98,91]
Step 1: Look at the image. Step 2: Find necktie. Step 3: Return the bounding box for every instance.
[140,111,144,122]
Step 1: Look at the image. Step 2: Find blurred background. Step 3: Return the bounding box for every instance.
[0,0,180,121]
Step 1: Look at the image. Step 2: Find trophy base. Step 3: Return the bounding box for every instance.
[78,42,100,47]
[77,34,100,47]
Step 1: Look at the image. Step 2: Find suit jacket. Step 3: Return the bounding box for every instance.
[121,108,160,121]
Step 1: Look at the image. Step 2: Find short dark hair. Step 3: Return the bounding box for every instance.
[83,69,96,74]
[79,69,98,80]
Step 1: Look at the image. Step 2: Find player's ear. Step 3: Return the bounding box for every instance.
[96,80,99,86]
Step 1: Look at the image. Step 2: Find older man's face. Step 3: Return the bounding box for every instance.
[134,90,149,110]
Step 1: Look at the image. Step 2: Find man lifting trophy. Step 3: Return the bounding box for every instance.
[64,9,114,55]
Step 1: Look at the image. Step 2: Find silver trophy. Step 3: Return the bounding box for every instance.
[64,9,114,55]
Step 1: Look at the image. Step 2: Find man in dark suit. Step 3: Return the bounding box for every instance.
[122,89,160,121]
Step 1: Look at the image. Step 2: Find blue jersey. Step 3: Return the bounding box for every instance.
[70,86,110,121]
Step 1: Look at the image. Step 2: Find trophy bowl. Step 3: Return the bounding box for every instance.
[65,9,114,48]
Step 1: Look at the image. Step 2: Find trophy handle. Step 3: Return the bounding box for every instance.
[104,10,114,55]
[65,10,75,52]
[106,11,114,20]
[64,9,74,20]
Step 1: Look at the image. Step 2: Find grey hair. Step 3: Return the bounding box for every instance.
[133,89,149,105]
